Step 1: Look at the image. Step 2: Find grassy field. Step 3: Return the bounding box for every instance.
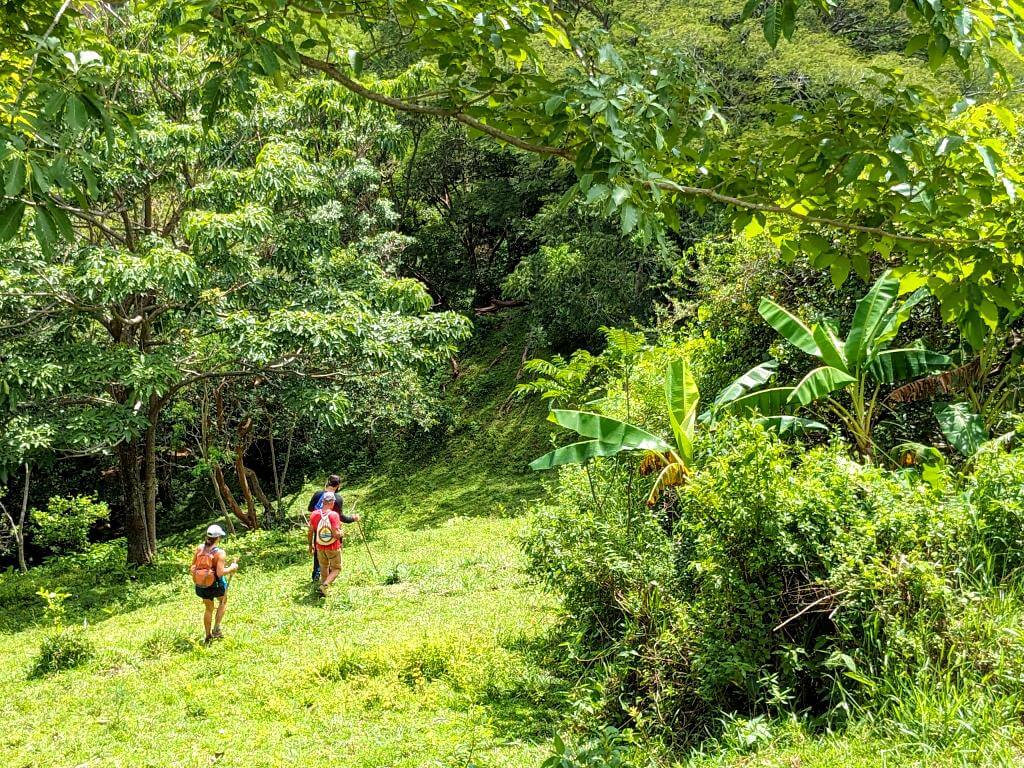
[0,487,562,768]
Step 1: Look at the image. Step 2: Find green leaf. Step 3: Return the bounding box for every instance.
[33,205,58,246]
[868,349,950,383]
[812,324,848,372]
[620,202,639,234]
[758,297,821,357]
[665,359,699,461]
[873,288,929,347]
[721,386,796,417]
[977,144,1000,177]
[713,360,778,406]
[841,153,869,184]
[65,94,87,132]
[754,415,828,436]
[347,48,363,76]
[529,439,630,470]
[546,410,670,451]
[844,271,899,368]
[763,2,780,47]
[787,366,856,406]
[934,401,987,458]
[4,158,26,196]
[0,201,26,241]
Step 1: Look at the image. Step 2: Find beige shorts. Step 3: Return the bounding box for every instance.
[317,548,342,574]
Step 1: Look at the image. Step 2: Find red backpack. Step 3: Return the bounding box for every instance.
[190,545,218,587]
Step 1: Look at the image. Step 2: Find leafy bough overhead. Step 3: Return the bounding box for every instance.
[6,2,1024,339]
[714,270,951,459]
[160,0,1024,338]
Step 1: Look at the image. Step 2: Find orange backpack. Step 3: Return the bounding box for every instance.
[190,545,218,587]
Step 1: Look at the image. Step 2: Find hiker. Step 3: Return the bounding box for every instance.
[308,475,342,582]
[308,491,359,596]
[189,524,239,643]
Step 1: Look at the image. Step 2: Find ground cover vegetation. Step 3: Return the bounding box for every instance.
[4,0,1024,766]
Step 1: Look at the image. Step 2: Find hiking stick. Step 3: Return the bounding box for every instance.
[352,501,383,582]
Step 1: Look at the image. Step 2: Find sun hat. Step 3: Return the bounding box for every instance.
[206,524,226,539]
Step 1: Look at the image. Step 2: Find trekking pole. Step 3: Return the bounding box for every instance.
[351,501,383,582]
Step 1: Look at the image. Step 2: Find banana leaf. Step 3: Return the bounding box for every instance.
[713,360,778,406]
[546,409,671,451]
[530,439,638,470]
[758,297,821,358]
[645,460,689,506]
[812,323,848,372]
[666,359,699,462]
[934,401,987,458]
[844,271,899,367]
[787,366,856,406]
[720,386,795,417]
[753,415,828,436]
[867,349,950,384]
[872,288,929,349]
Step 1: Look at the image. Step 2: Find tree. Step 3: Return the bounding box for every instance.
[164,0,1024,338]
[0,16,470,564]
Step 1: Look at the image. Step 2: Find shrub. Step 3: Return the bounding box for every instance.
[525,416,1024,741]
[32,494,109,554]
[30,627,95,677]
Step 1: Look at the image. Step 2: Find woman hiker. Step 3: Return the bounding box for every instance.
[189,524,239,643]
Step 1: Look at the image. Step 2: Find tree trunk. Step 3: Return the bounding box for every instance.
[16,464,30,573]
[214,465,256,528]
[118,441,154,565]
[268,417,281,517]
[143,398,160,554]
[244,467,274,527]
[234,419,258,529]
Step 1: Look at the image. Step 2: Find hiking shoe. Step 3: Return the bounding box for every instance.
[203,635,213,646]
[211,628,223,640]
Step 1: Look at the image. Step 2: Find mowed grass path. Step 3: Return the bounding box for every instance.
[0,488,562,768]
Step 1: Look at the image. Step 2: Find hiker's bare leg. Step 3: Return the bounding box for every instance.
[214,595,228,631]
[202,599,214,637]
[323,561,341,587]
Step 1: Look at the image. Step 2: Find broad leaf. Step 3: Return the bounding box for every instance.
[720,386,795,417]
[753,415,828,436]
[934,401,987,458]
[873,288,929,348]
[812,323,848,372]
[529,439,632,470]
[867,349,950,384]
[546,410,670,451]
[787,366,856,406]
[758,297,821,358]
[844,271,900,368]
[713,360,778,406]
[645,460,690,506]
[665,359,699,462]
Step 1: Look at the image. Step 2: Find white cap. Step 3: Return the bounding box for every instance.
[321,492,336,505]
[206,524,226,538]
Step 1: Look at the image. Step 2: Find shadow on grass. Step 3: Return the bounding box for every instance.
[472,632,572,742]
[0,526,315,635]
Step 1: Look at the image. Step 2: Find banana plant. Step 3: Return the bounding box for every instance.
[715,271,951,459]
[529,358,700,506]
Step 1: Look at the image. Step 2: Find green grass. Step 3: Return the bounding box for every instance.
[0,495,563,768]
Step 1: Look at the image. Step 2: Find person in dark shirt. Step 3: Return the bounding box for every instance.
[308,475,342,582]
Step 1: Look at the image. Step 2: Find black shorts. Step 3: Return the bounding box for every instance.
[195,579,227,600]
